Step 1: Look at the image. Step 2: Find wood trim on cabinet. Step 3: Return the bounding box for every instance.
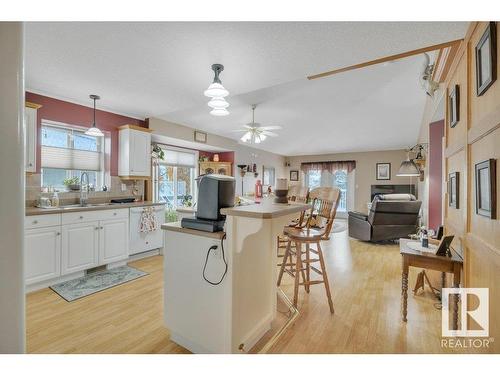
[25,101,42,109]
[118,175,150,180]
[117,124,153,133]
[307,39,463,80]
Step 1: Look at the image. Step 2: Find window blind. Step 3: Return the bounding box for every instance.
[41,146,102,171]
[162,148,196,167]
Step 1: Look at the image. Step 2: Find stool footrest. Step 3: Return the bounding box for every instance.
[310,265,323,275]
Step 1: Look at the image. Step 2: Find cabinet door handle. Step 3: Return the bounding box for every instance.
[100,226,104,229]
[79,216,84,219]
[95,227,99,230]
[56,232,61,236]
[113,212,117,216]
[32,220,38,224]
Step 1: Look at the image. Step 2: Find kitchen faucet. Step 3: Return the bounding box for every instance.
[80,172,89,206]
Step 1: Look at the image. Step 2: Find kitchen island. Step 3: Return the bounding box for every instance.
[162,200,309,353]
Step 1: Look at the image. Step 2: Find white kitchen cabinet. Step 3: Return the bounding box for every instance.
[118,125,152,178]
[25,226,61,284]
[99,218,129,264]
[24,103,39,173]
[61,221,100,275]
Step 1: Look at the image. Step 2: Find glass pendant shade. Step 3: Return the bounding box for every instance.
[397,158,420,176]
[85,126,104,137]
[210,107,229,116]
[204,83,229,98]
[85,94,104,137]
[208,97,230,109]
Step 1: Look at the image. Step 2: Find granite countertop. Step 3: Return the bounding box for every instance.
[161,221,225,240]
[220,201,310,219]
[26,201,165,216]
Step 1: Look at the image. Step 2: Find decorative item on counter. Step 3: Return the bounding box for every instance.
[267,185,272,195]
[274,178,288,204]
[255,179,263,199]
[213,154,219,162]
[182,194,193,207]
[51,191,59,208]
[200,155,209,162]
[102,185,108,192]
[63,176,80,191]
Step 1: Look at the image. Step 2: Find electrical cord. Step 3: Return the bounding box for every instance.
[202,233,228,285]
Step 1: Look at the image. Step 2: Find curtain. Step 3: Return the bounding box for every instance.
[300,160,356,174]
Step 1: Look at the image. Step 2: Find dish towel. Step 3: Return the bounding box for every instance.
[139,207,158,233]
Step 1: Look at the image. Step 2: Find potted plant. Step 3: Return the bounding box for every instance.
[63,177,81,191]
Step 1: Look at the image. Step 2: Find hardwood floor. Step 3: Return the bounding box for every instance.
[26,229,457,354]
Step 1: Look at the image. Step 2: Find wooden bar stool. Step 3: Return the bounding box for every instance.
[277,187,340,314]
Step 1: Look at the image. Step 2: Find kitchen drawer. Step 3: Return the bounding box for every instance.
[25,214,61,229]
[62,208,128,225]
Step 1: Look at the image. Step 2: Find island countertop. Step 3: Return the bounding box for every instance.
[220,201,310,219]
[161,221,225,240]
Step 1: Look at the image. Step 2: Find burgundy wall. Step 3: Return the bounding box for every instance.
[428,120,444,230]
[26,92,147,176]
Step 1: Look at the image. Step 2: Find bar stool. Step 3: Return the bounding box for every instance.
[277,187,340,314]
[276,186,309,276]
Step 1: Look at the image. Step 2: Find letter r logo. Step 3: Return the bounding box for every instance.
[442,288,489,337]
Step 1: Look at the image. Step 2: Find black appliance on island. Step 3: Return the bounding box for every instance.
[181,174,235,232]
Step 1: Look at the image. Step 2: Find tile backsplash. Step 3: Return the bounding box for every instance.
[25,174,145,207]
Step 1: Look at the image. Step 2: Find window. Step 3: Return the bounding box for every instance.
[40,121,105,190]
[305,169,354,213]
[153,146,198,209]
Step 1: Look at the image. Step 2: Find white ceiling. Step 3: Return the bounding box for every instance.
[25,22,468,155]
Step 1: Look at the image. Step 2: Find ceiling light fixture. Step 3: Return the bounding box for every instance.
[204,64,229,116]
[237,104,280,144]
[85,94,104,137]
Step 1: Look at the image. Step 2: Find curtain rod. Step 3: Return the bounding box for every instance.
[300,160,356,165]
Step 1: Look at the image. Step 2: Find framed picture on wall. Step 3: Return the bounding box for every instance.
[475,22,497,96]
[475,159,497,219]
[376,163,391,180]
[289,170,299,181]
[448,172,459,209]
[449,85,460,128]
[194,130,207,143]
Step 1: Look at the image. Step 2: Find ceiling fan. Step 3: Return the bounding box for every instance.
[232,104,282,144]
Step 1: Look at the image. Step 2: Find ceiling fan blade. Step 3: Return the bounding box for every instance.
[229,129,249,132]
[260,125,282,130]
[262,131,279,137]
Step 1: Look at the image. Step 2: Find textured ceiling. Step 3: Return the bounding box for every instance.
[25,22,468,154]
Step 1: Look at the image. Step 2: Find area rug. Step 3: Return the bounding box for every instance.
[331,220,347,233]
[50,265,148,302]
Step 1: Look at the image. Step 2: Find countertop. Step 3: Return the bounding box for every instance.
[26,201,165,216]
[220,201,310,219]
[161,221,225,240]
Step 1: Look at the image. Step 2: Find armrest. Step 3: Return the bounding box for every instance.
[348,211,368,221]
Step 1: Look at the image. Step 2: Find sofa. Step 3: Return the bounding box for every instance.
[348,194,421,242]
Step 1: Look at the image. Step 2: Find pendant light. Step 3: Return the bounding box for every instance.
[204,64,229,116]
[85,94,104,137]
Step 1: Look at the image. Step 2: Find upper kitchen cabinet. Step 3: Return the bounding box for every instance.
[118,125,153,178]
[25,102,41,173]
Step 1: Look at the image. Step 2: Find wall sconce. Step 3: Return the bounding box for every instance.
[397,143,428,182]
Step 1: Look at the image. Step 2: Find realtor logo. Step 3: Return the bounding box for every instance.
[442,288,489,337]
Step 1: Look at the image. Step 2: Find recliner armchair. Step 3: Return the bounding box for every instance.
[348,194,421,242]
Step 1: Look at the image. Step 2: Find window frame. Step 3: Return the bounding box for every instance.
[153,145,199,208]
[40,119,107,191]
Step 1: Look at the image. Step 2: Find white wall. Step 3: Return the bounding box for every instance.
[0,22,25,353]
[148,118,286,196]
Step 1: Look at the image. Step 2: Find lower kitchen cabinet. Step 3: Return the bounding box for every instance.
[99,218,129,264]
[25,226,61,284]
[61,221,100,275]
